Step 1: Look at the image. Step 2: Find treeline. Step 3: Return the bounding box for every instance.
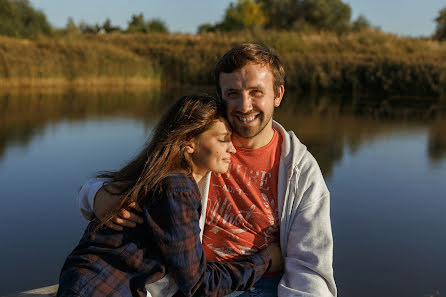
[198,0,370,34]
[65,14,168,35]
[2,0,446,40]
[0,0,169,37]
[200,0,446,41]
[1,31,446,97]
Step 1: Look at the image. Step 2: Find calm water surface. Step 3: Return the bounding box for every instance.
[0,88,445,297]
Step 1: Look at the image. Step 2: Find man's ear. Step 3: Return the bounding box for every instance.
[274,85,285,107]
[185,139,196,154]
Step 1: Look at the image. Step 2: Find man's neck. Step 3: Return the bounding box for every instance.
[232,126,275,150]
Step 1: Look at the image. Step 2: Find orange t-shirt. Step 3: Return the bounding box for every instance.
[203,130,283,261]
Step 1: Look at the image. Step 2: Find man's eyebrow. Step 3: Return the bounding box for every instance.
[224,85,264,92]
[248,84,265,90]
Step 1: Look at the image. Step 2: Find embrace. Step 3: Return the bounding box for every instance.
[57,43,336,297]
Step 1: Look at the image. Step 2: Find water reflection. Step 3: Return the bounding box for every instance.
[428,119,446,164]
[276,94,446,177]
[0,87,180,162]
[2,89,446,177]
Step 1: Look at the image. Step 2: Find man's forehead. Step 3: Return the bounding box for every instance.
[219,64,273,89]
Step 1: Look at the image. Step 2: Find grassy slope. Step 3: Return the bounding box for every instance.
[0,30,445,96]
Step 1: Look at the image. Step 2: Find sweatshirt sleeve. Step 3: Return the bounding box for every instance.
[147,177,271,297]
[77,178,109,220]
[279,194,336,297]
[278,162,336,297]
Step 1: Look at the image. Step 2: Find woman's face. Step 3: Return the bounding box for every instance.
[189,118,236,177]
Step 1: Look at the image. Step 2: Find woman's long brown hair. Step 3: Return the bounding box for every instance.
[94,94,225,230]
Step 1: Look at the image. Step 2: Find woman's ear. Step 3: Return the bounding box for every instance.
[185,139,196,154]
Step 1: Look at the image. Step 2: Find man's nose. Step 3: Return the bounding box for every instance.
[237,93,252,113]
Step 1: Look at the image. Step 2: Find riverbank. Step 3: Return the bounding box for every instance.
[1,30,446,97]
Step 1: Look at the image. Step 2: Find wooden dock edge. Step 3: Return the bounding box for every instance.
[4,285,58,297]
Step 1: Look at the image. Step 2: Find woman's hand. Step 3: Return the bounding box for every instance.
[266,242,284,273]
[93,183,143,231]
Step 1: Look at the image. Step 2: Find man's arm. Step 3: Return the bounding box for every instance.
[279,193,336,297]
[77,178,143,230]
[77,178,108,220]
[278,154,337,297]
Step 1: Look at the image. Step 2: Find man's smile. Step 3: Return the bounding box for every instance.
[234,114,260,124]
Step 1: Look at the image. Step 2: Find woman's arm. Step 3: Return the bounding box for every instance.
[146,176,272,297]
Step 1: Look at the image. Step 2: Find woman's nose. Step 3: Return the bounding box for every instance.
[228,142,236,154]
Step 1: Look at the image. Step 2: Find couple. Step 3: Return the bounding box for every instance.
[58,44,337,297]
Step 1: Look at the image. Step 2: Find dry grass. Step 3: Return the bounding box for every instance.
[1,30,446,96]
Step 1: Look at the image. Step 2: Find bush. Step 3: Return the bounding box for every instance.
[0,0,52,38]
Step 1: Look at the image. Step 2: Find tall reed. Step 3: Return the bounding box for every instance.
[1,30,446,96]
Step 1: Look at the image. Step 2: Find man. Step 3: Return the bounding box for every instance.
[78,43,336,297]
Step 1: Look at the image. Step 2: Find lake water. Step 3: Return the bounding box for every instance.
[0,88,445,297]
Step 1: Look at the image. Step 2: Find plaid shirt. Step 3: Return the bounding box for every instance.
[58,174,271,297]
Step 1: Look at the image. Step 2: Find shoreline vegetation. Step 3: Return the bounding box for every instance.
[1,30,446,98]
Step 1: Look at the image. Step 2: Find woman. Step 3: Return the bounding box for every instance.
[57,95,276,297]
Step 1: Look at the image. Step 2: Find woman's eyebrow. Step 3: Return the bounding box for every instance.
[216,132,231,137]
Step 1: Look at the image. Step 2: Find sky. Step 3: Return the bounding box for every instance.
[29,0,446,37]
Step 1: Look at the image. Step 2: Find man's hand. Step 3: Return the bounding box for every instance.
[93,185,143,231]
[266,242,284,273]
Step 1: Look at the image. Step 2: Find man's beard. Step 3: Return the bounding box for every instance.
[230,111,273,139]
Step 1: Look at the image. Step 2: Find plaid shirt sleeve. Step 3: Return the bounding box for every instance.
[145,175,272,297]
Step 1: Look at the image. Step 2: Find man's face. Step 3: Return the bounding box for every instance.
[219,63,284,142]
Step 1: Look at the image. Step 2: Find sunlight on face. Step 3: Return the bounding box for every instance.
[219,63,284,148]
[189,118,236,177]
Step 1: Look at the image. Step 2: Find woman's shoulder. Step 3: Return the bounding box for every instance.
[159,173,199,195]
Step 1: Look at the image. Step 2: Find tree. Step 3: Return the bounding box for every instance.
[351,14,370,32]
[79,21,100,34]
[255,0,298,29]
[65,17,79,34]
[102,18,121,33]
[127,13,146,33]
[197,23,216,33]
[146,19,168,33]
[197,0,267,32]
[127,13,168,33]
[220,0,267,31]
[300,0,351,32]
[256,0,351,33]
[434,7,446,40]
[0,0,52,38]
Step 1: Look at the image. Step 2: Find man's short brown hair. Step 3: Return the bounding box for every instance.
[214,43,285,97]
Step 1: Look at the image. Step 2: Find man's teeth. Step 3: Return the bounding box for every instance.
[238,116,256,122]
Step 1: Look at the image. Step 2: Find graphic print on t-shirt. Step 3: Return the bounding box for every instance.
[203,130,283,261]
